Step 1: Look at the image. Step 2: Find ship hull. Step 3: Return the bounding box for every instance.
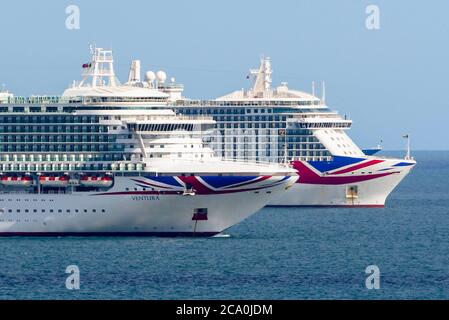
[268,156,415,207]
[0,175,295,236]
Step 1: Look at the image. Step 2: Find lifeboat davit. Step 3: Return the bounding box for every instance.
[80,175,113,187]
[0,175,33,187]
[39,175,70,187]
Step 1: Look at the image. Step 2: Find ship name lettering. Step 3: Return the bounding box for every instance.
[131,195,160,201]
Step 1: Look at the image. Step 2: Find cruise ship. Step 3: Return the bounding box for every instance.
[0,49,298,236]
[176,58,416,207]
[1,46,416,209]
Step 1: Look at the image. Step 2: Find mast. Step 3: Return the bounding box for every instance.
[322,81,326,105]
[404,134,411,160]
[79,46,118,88]
[249,57,272,96]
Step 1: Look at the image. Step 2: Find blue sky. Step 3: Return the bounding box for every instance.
[0,0,447,150]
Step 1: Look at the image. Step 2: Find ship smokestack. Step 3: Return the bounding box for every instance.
[128,60,141,83]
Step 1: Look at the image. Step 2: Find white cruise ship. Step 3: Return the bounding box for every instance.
[0,49,298,236]
[185,58,416,207]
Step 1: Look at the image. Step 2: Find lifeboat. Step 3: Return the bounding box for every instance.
[0,175,33,187]
[80,175,113,187]
[39,175,70,187]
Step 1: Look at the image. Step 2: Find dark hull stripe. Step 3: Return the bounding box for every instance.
[267,204,385,208]
[0,232,219,238]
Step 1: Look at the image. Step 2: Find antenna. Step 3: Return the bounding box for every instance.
[312,81,315,97]
[322,81,326,105]
[403,134,411,160]
[89,43,95,55]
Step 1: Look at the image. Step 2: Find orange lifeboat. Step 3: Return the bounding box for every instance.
[39,175,70,187]
[80,175,113,187]
[0,175,33,187]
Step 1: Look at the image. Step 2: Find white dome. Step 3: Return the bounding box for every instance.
[156,70,167,83]
[145,71,156,82]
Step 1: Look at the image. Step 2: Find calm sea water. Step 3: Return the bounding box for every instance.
[0,151,448,300]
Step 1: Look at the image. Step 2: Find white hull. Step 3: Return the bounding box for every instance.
[0,175,296,236]
[269,157,415,207]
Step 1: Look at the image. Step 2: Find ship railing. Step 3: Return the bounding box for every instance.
[174,100,323,107]
[3,96,168,105]
[126,115,215,121]
[205,157,290,167]
[2,96,328,107]
[158,84,184,90]
[366,155,414,161]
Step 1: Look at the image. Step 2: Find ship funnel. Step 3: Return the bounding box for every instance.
[128,60,142,83]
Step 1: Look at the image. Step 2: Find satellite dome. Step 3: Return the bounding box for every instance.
[156,71,167,83]
[145,71,156,82]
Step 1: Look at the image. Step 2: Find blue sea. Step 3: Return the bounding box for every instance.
[0,151,448,300]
